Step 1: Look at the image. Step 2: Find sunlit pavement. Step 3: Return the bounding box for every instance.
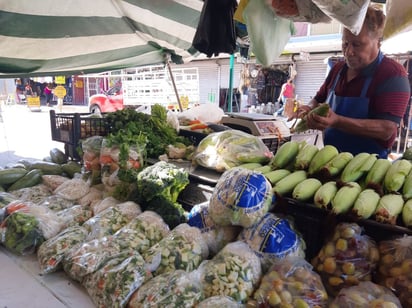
[0,103,88,167]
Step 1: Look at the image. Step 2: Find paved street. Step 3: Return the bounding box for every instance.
[0,103,88,167]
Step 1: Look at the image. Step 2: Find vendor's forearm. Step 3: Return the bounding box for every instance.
[333,116,396,141]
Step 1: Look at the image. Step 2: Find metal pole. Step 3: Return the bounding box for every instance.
[227,54,235,112]
[166,55,183,112]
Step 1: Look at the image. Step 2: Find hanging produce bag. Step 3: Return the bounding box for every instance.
[267,0,331,23]
[243,0,294,66]
[383,0,412,39]
[311,0,370,35]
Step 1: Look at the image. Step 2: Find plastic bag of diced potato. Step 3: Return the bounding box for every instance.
[198,241,262,304]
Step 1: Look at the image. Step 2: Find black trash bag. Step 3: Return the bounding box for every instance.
[193,0,237,57]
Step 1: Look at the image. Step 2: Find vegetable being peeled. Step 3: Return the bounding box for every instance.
[291,103,330,133]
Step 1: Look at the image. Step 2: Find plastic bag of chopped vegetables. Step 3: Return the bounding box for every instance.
[128,269,204,307]
[375,235,412,308]
[83,202,141,241]
[55,204,94,229]
[311,222,380,297]
[112,210,170,255]
[187,202,242,257]
[329,281,401,308]
[82,251,152,308]
[37,225,88,274]
[252,256,328,307]
[239,212,306,271]
[1,202,64,255]
[82,136,105,185]
[209,167,274,228]
[198,241,262,304]
[197,295,243,308]
[63,235,124,282]
[143,223,209,276]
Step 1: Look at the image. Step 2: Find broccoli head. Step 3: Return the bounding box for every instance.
[145,195,187,229]
[136,161,189,204]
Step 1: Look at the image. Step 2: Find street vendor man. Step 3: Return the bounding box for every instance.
[296,4,411,159]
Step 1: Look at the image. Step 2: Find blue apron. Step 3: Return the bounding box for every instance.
[323,53,389,158]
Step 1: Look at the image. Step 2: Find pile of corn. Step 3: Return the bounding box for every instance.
[238,140,412,229]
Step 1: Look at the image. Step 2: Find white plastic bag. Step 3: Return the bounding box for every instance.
[384,0,412,39]
[312,0,370,35]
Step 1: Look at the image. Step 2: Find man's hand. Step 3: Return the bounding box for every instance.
[287,104,312,121]
[306,108,335,130]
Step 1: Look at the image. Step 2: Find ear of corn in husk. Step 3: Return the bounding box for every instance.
[308,145,339,175]
[374,193,404,225]
[402,198,412,227]
[340,152,376,183]
[238,162,263,170]
[351,188,381,219]
[319,151,353,179]
[294,142,319,170]
[364,158,392,191]
[291,103,330,133]
[331,182,362,214]
[314,181,338,209]
[263,169,291,185]
[292,178,322,202]
[402,171,412,200]
[383,159,412,193]
[272,170,307,197]
[253,165,272,174]
[270,141,300,169]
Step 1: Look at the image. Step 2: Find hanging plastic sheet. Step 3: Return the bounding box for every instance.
[243,0,295,67]
[192,0,238,57]
[383,0,412,39]
[311,0,370,35]
[267,0,331,23]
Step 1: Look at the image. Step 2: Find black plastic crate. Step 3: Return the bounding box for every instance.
[50,110,108,160]
[262,136,291,153]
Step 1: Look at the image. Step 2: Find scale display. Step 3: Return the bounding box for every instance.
[221,113,291,138]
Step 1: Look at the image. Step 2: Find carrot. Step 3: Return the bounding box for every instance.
[188,119,201,125]
[128,159,141,169]
[6,202,29,215]
[189,123,208,130]
[100,155,114,165]
[48,258,58,267]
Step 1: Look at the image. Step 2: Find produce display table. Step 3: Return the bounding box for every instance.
[0,246,94,308]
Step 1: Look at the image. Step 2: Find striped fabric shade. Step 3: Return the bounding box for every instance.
[0,0,203,77]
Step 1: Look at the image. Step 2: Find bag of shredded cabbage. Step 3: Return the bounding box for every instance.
[209,167,274,228]
[188,202,241,256]
[239,212,306,271]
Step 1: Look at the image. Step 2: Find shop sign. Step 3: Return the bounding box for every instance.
[53,85,67,98]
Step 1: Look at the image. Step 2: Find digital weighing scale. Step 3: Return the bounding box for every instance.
[222,112,291,138]
[221,112,292,153]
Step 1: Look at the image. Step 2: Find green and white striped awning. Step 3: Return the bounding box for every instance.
[0,0,203,77]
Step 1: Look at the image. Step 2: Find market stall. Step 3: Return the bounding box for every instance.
[1,0,412,307]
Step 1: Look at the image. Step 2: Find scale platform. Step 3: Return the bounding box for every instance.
[222,112,291,138]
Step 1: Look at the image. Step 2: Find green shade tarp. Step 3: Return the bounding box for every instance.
[0,0,203,77]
